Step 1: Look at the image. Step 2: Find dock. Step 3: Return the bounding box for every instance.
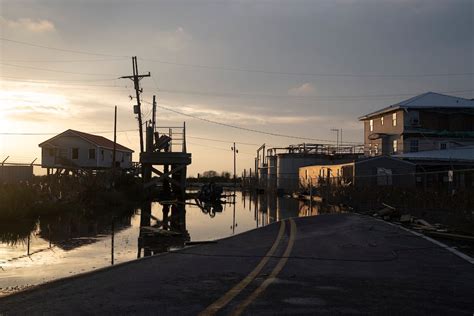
[1,213,473,315]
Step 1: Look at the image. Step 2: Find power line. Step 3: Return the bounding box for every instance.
[149,87,474,101]
[143,99,360,144]
[188,136,260,146]
[0,37,129,58]
[0,75,120,82]
[2,37,472,79]
[187,141,254,155]
[0,62,120,77]
[0,58,128,63]
[140,57,474,78]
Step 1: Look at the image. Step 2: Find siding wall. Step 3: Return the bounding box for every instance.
[363,109,404,156]
[40,135,132,169]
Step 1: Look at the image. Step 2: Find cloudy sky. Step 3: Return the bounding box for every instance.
[0,0,473,175]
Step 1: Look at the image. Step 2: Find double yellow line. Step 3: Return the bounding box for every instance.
[199,218,297,316]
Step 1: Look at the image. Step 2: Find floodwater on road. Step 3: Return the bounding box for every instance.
[0,191,342,296]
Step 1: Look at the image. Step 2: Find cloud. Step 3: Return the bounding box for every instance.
[288,83,316,96]
[0,17,55,33]
[153,26,192,52]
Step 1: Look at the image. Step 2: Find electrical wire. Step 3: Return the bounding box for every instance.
[0,75,121,82]
[0,37,129,58]
[148,87,474,101]
[2,37,472,79]
[139,57,474,78]
[143,99,360,144]
[0,58,128,63]
[0,62,120,77]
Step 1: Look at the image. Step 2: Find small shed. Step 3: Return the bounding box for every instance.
[39,129,134,170]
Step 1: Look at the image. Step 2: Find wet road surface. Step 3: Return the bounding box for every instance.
[1,213,473,315]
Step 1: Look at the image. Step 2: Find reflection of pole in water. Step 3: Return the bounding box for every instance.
[254,193,259,228]
[138,202,153,258]
[232,189,236,234]
[48,224,52,248]
[27,233,30,256]
[111,220,115,265]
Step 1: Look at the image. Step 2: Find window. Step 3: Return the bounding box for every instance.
[440,143,447,150]
[72,148,79,159]
[369,119,374,132]
[410,140,419,153]
[409,111,420,126]
[393,140,398,153]
[89,148,96,159]
[381,116,384,126]
[392,113,397,126]
[374,144,379,155]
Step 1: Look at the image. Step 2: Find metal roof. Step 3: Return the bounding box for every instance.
[394,146,474,162]
[38,129,134,152]
[359,92,474,120]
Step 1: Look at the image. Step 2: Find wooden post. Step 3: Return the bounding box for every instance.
[183,122,187,153]
[111,220,115,265]
[152,95,157,131]
[112,105,117,169]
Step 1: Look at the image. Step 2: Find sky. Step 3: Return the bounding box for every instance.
[0,0,473,176]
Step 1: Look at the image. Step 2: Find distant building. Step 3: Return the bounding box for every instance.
[39,129,134,170]
[255,143,363,194]
[359,92,474,157]
[299,156,416,189]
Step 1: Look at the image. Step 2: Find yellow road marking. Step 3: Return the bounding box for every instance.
[199,221,286,316]
[230,218,297,316]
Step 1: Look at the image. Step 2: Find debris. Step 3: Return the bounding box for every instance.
[414,219,435,230]
[400,214,413,223]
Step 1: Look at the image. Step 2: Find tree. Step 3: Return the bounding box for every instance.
[221,171,231,179]
[202,170,218,178]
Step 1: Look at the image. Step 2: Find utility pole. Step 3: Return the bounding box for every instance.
[331,128,340,153]
[340,129,343,149]
[112,105,117,169]
[152,95,157,132]
[231,142,238,189]
[120,56,150,154]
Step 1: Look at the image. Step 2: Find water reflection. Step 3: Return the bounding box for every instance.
[0,191,344,294]
[138,202,189,258]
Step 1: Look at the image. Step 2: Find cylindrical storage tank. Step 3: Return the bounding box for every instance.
[258,165,268,188]
[267,156,277,191]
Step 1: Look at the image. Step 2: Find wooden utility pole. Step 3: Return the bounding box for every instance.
[112,105,117,169]
[231,142,238,189]
[120,56,150,154]
[152,95,157,131]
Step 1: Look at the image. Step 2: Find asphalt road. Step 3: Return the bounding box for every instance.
[1,213,473,315]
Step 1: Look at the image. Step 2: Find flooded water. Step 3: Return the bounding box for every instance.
[0,191,341,296]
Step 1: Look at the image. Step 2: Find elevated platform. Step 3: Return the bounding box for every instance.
[140,152,191,165]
